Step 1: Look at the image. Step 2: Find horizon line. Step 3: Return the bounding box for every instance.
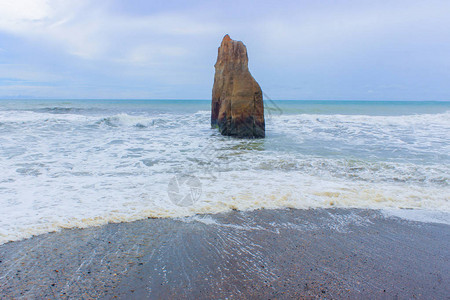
[0,98,449,102]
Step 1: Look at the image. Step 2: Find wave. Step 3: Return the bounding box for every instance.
[0,168,448,245]
[252,157,449,187]
[94,112,210,129]
[95,113,174,128]
[1,108,448,126]
[195,110,210,114]
[269,110,450,128]
[0,110,93,123]
[36,107,87,114]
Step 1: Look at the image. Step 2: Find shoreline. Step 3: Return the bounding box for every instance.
[0,208,449,298]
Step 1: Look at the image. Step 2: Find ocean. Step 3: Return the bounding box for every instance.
[0,99,449,244]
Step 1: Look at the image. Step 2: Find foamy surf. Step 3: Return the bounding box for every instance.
[0,100,448,244]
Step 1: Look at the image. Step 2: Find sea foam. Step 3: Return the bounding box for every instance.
[0,103,448,244]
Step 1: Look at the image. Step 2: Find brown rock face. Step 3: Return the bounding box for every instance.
[211,35,265,138]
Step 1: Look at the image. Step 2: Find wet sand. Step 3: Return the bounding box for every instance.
[0,208,449,299]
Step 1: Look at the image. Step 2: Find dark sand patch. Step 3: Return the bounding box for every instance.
[0,208,449,298]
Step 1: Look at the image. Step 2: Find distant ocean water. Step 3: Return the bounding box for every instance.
[0,99,449,244]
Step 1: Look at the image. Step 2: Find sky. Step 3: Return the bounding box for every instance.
[0,0,449,100]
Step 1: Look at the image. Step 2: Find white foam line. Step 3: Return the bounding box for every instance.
[382,209,450,225]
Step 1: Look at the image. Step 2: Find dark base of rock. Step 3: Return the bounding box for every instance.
[217,116,265,138]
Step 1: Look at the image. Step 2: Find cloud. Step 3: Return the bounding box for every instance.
[259,1,450,58]
[0,0,449,100]
[0,0,51,24]
[0,0,221,62]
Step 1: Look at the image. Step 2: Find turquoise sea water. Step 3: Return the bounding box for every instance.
[0,99,449,243]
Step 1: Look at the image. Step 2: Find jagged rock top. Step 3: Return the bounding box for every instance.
[215,34,249,71]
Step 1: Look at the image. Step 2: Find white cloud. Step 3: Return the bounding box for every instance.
[259,1,450,59]
[0,0,221,62]
[0,0,50,24]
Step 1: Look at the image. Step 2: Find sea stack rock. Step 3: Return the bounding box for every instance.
[211,35,265,138]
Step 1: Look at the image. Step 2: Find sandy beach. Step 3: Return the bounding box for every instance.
[0,208,448,299]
